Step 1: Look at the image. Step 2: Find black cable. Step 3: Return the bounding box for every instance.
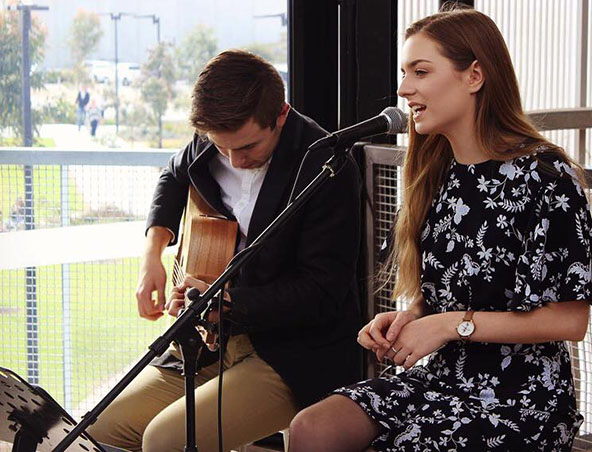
[288,147,312,203]
[217,288,225,452]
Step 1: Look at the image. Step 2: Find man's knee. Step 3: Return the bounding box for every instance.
[142,426,182,452]
[87,408,142,451]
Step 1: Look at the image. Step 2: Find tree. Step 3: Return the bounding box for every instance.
[175,24,218,83]
[140,42,176,148]
[0,10,47,143]
[243,30,288,63]
[69,9,103,82]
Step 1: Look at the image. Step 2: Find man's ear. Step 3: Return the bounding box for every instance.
[276,103,291,128]
[467,60,485,94]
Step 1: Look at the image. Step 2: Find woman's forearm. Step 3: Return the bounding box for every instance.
[437,300,590,344]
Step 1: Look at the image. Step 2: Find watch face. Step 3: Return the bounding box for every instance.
[457,320,475,337]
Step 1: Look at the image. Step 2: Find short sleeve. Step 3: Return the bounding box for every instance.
[510,168,592,311]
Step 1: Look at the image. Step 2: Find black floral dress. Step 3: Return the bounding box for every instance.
[336,148,592,451]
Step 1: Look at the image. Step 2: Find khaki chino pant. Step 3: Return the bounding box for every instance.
[88,334,299,452]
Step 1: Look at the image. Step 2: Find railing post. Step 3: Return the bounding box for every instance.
[24,163,39,385]
[61,164,72,411]
[576,0,589,165]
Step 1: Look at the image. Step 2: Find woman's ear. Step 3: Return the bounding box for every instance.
[467,60,485,94]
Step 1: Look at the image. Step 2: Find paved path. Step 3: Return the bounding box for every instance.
[39,123,128,149]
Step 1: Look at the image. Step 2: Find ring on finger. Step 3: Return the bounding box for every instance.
[390,346,398,354]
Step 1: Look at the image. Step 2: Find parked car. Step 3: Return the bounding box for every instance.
[118,62,141,86]
[84,59,114,84]
[83,60,141,86]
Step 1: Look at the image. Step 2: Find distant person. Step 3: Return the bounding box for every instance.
[8,197,25,230]
[75,85,90,131]
[87,100,101,137]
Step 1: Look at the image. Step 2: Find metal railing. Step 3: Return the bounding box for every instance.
[0,148,176,425]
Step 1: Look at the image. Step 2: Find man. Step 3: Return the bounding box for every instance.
[75,85,90,131]
[88,50,361,451]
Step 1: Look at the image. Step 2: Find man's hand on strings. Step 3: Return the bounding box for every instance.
[136,226,172,321]
[136,255,167,320]
[165,275,231,321]
[166,275,231,351]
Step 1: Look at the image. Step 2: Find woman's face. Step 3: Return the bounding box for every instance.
[398,33,481,138]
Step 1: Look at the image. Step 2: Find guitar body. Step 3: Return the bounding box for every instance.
[175,186,238,285]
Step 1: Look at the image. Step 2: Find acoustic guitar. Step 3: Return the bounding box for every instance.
[169,186,238,351]
[172,186,238,287]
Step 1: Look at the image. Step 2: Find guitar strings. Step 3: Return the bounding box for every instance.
[172,258,185,287]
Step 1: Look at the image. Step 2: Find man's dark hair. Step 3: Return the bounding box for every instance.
[189,49,285,135]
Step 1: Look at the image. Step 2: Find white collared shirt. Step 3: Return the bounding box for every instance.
[208,153,271,249]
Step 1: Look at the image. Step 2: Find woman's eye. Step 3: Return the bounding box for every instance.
[415,70,427,76]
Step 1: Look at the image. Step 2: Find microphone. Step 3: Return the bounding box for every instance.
[309,106,407,151]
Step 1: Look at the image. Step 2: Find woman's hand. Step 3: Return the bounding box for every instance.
[357,310,419,361]
[384,314,451,370]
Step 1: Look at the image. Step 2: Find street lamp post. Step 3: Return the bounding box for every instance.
[110,13,121,133]
[134,14,161,43]
[101,12,160,135]
[133,14,163,147]
[154,15,160,43]
[6,3,49,387]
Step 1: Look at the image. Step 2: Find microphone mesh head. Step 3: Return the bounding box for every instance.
[381,107,407,134]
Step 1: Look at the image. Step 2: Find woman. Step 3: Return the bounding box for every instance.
[289,6,591,452]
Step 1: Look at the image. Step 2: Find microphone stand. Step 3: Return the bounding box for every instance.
[53,144,351,452]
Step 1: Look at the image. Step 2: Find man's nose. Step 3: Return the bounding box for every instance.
[229,151,246,168]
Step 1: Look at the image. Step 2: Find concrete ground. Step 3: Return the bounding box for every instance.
[39,123,127,149]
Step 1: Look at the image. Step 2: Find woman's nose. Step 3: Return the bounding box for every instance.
[397,77,414,98]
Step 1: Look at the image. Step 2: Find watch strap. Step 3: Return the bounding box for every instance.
[463,310,474,322]
[458,310,475,342]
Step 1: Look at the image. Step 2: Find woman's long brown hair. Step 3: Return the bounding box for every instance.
[386,6,587,302]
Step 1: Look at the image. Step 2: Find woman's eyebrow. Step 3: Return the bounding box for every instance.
[401,59,433,71]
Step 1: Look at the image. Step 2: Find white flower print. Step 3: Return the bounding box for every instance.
[496,214,508,229]
[477,175,488,192]
[554,194,570,211]
[451,198,470,224]
[499,161,518,180]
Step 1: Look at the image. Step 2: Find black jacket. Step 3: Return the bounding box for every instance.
[147,109,362,407]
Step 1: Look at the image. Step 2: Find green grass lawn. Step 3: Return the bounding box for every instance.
[0,255,175,411]
[0,137,56,147]
[1,165,86,229]
[0,160,176,413]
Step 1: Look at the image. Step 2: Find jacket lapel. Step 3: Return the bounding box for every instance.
[246,110,304,245]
